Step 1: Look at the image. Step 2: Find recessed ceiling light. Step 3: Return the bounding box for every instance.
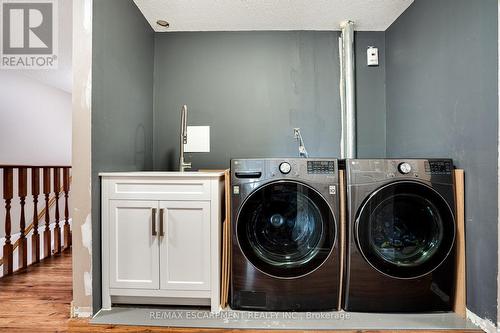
[156,20,170,28]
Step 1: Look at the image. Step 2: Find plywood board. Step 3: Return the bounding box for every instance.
[453,169,466,318]
[220,169,231,308]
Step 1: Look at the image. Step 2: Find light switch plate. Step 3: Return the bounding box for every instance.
[184,126,210,152]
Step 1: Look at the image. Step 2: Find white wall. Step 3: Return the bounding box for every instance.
[0,0,72,165]
[0,71,71,165]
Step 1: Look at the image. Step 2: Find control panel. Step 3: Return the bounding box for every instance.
[307,160,335,174]
[425,160,452,174]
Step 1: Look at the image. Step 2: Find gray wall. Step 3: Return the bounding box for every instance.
[153,31,387,170]
[385,0,498,321]
[356,32,386,157]
[91,0,155,312]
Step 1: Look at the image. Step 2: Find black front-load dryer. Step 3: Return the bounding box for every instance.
[230,158,341,311]
[344,159,456,312]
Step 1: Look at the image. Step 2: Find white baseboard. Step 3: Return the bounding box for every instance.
[466,309,496,333]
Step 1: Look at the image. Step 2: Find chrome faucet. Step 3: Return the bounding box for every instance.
[293,128,309,158]
[179,105,192,172]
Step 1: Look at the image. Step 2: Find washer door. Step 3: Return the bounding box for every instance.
[356,181,455,279]
[237,181,336,278]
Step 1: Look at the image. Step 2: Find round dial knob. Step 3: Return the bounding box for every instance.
[398,162,412,174]
[279,162,291,174]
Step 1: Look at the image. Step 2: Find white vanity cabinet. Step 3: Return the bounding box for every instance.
[100,172,225,313]
[159,200,211,292]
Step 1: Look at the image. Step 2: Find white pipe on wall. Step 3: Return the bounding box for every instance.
[338,35,346,158]
[339,20,356,159]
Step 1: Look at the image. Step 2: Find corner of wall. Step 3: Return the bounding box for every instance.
[71,0,93,314]
[152,33,158,170]
[497,0,500,328]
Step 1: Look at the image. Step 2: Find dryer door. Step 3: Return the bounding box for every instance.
[355,181,455,279]
[237,180,336,278]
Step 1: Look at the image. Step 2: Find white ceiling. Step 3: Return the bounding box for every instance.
[134,0,414,32]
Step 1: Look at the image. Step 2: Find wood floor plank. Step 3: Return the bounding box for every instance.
[0,248,483,333]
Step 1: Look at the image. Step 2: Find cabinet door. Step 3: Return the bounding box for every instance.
[109,200,160,290]
[159,201,211,291]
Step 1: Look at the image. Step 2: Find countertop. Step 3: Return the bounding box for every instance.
[99,171,225,178]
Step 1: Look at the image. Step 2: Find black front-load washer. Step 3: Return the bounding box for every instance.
[343,159,456,312]
[230,158,341,311]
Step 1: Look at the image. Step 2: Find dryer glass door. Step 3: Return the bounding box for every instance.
[237,181,336,278]
[356,181,455,279]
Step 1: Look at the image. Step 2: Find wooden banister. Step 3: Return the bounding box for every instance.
[53,167,61,254]
[32,167,40,263]
[0,190,62,266]
[63,169,71,249]
[43,167,51,259]
[18,167,28,270]
[0,166,71,275]
[3,168,13,275]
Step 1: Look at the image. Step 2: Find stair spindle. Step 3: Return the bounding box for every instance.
[53,168,61,254]
[18,167,28,269]
[3,168,14,275]
[43,168,51,258]
[31,168,40,263]
[63,168,71,249]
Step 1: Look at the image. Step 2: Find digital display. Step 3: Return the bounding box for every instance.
[425,161,452,174]
[307,161,335,174]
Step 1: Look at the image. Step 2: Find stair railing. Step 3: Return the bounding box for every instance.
[0,165,72,275]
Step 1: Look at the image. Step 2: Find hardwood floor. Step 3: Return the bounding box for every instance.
[0,249,483,333]
[0,249,72,332]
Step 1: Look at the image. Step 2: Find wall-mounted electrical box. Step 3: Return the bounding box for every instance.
[367,46,379,66]
[184,126,210,152]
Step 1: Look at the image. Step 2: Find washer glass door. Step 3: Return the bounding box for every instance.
[356,181,455,279]
[237,181,336,278]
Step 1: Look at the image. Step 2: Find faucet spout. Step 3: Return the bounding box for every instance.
[179,105,192,172]
[293,128,309,158]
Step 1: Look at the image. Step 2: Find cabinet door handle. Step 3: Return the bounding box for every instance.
[152,208,157,236]
[159,208,165,237]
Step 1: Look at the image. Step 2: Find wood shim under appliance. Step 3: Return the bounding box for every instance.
[220,169,231,308]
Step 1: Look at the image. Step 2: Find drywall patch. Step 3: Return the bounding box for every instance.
[81,214,92,255]
[83,0,92,32]
[82,214,93,297]
[466,309,496,333]
[84,271,92,296]
[84,72,92,110]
